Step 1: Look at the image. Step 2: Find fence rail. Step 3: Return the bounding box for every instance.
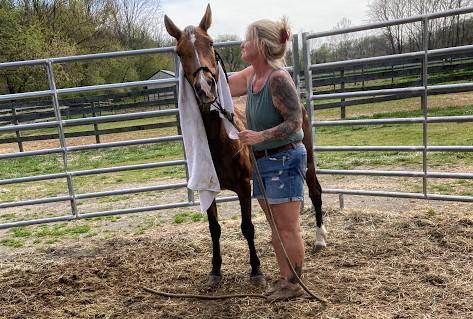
[303,6,473,205]
[1,7,473,230]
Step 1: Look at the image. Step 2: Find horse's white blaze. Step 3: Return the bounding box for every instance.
[186,26,212,97]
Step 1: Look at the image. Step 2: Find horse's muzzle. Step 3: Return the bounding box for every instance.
[194,78,217,104]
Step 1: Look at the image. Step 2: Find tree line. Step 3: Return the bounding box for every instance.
[1,0,472,95]
[313,0,473,63]
[0,0,173,94]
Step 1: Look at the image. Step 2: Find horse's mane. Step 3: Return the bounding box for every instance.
[232,96,247,130]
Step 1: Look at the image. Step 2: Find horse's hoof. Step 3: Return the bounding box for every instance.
[311,243,326,254]
[207,274,222,290]
[250,274,267,287]
[312,225,327,254]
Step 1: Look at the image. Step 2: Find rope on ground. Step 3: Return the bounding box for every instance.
[142,287,267,300]
[143,287,328,302]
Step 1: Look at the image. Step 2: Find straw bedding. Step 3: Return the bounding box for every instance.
[1,206,472,318]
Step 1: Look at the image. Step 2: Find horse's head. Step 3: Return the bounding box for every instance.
[164,4,218,106]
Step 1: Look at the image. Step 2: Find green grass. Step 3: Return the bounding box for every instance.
[315,105,473,170]
[91,215,121,222]
[0,140,186,202]
[0,213,17,221]
[0,239,24,248]
[173,213,188,224]
[190,212,205,222]
[173,211,203,224]
[66,141,184,171]
[0,115,178,139]
[0,223,93,248]
[34,224,91,237]
[11,227,33,238]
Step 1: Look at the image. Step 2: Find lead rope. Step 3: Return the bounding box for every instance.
[231,120,327,304]
[144,53,328,304]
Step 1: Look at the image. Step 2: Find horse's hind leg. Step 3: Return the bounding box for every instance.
[302,107,327,252]
[237,181,266,287]
[206,200,222,289]
[306,159,328,253]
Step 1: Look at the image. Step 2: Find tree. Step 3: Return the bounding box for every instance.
[0,0,173,94]
[368,0,473,53]
[331,17,354,60]
[0,6,78,93]
[110,0,163,49]
[214,34,246,72]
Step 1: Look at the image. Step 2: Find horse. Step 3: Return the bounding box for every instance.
[164,4,325,289]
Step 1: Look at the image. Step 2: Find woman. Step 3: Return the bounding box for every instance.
[229,18,306,301]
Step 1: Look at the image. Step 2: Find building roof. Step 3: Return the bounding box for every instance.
[148,70,176,80]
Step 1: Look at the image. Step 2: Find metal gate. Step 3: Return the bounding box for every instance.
[1,7,472,230]
[302,6,473,205]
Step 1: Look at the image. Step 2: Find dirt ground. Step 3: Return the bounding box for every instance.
[0,196,472,319]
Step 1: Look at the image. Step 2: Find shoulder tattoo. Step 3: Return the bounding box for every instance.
[261,72,302,141]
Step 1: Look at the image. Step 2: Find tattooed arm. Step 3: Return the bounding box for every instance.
[263,70,302,140]
[238,70,302,146]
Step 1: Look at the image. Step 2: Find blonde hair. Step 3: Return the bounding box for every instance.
[245,17,291,68]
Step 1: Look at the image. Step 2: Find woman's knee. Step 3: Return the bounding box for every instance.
[275,224,300,241]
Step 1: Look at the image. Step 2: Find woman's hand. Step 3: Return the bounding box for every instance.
[238,129,265,146]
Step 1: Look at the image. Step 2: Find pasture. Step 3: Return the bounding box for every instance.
[1,91,473,213]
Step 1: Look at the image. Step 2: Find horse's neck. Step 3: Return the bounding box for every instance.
[200,111,225,144]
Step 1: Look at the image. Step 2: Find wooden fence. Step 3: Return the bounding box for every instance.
[311,53,473,112]
[0,86,177,151]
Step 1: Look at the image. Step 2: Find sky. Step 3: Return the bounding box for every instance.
[160,0,373,39]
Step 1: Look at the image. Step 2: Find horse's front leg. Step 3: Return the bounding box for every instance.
[237,181,266,287]
[206,200,222,289]
[302,107,327,253]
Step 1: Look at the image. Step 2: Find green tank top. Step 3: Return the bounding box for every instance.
[246,70,304,151]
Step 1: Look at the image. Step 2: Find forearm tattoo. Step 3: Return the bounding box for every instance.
[262,72,302,141]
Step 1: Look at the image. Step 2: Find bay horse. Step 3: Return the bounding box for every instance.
[164,4,325,289]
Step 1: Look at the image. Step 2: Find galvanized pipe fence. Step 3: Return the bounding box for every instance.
[302,6,473,204]
[1,7,472,229]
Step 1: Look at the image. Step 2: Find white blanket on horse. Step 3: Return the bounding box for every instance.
[178,62,238,211]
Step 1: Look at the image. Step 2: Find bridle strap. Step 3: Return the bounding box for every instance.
[192,66,215,80]
[214,50,229,83]
[181,48,234,124]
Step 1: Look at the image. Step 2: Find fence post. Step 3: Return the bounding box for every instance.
[340,69,346,119]
[91,101,101,144]
[302,33,313,129]
[391,65,394,86]
[46,61,78,217]
[362,66,365,89]
[11,106,24,152]
[339,194,345,209]
[421,17,429,198]
[291,34,301,97]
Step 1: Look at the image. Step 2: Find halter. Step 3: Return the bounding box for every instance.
[182,48,234,124]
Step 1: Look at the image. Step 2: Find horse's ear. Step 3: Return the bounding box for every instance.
[199,4,212,31]
[164,15,182,40]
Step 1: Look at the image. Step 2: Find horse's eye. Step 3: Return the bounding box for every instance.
[209,41,214,47]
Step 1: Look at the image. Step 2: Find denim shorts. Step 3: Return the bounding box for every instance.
[252,143,307,204]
